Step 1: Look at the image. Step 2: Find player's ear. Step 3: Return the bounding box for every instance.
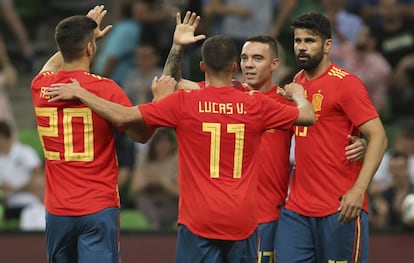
[86,42,93,57]
[323,38,332,54]
[271,57,280,72]
[231,62,237,73]
[200,61,206,72]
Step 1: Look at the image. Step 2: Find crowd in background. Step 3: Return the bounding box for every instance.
[0,0,413,232]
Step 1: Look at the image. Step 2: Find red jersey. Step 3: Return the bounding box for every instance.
[257,86,294,223]
[201,81,293,223]
[139,86,299,240]
[286,64,378,216]
[31,70,132,216]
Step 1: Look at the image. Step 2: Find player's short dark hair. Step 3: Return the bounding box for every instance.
[292,12,332,41]
[245,35,279,58]
[201,35,237,73]
[0,121,11,139]
[55,15,97,62]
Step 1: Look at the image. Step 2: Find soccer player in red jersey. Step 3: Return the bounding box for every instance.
[30,6,158,263]
[45,31,316,262]
[162,11,367,263]
[240,36,295,263]
[275,12,388,263]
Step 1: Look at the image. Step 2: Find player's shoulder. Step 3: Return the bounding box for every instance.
[37,71,56,77]
[178,87,198,94]
[82,72,124,92]
[232,80,250,92]
[326,64,359,82]
[81,72,113,83]
[31,71,57,88]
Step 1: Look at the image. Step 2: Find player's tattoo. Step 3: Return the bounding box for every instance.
[165,47,183,82]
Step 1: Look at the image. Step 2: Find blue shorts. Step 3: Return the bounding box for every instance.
[46,207,120,263]
[257,220,278,263]
[275,207,368,263]
[175,224,258,263]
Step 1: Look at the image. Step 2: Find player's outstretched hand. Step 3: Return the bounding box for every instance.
[87,5,112,40]
[173,11,206,46]
[152,75,177,101]
[46,78,83,102]
[346,135,367,161]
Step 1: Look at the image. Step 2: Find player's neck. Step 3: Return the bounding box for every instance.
[257,79,274,92]
[61,59,90,72]
[205,74,232,88]
[304,59,331,80]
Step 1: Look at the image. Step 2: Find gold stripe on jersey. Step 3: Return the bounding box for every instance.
[328,66,349,79]
[41,71,54,76]
[84,72,107,80]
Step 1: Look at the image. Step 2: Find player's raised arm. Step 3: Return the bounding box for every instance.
[163,11,206,90]
[39,5,112,74]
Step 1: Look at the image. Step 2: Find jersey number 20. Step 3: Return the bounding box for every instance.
[35,107,94,161]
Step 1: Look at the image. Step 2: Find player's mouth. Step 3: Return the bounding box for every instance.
[297,53,310,61]
[244,72,256,77]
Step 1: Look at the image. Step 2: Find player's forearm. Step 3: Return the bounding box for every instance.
[163,43,184,83]
[40,51,63,73]
[353,127,388,192]
[292,95,316,126]
[75,88,142,127]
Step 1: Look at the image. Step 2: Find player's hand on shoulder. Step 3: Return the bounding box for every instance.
[152,75,177,101]
[46,78,83,102]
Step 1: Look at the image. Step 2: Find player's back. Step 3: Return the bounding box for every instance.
[31,70,131,216]
[162,86,298,240]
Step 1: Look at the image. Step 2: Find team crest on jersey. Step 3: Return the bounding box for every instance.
[312,91,323,112]
[328,66,348,79]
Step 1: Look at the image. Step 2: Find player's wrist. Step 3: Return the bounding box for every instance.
[171,43,185,51]
[76,86,88,99]
[291,93,306,103]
